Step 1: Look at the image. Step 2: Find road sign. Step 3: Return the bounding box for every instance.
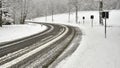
[102,11,109,38]
[82,16,85,24]
[90,15,94,27]
[102,11,109,19]
[91,15,94,19]
[83,16,85,19]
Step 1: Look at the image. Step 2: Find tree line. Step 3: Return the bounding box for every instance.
[0,0,120,27]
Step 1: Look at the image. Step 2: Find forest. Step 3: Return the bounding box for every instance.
[0,0,120,25]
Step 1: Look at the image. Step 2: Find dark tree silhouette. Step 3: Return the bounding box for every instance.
[0,0,2,27]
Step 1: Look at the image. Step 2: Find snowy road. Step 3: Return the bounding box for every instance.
[0,23,82,68]
[0,23,53,64]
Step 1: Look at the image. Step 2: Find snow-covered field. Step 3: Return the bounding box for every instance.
[33,10,120,68]
[0,23,47,43]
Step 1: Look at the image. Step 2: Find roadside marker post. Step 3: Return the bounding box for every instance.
[83,16,85,24]
[90,15,94,27]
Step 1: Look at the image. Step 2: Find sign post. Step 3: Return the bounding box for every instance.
[102,11,109,38]
[90,15,94,27]
[83,16,85,24]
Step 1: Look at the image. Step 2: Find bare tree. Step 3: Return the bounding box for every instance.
[44,2,48,22]
[69,0,79,23]
[68,0,73,23]
[46,0,55,22]
[116,0,120,9]
[0,0,2,27]
[99,0,103,25]
[68,3,71,23]
[4,0,118,24]
[20,0,28,24]
[50,0,55,22]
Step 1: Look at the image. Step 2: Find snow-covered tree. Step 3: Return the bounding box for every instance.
[69,0,80,23]
[20,0,28,24]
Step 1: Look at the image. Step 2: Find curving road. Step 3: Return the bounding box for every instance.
[0,23,82,68]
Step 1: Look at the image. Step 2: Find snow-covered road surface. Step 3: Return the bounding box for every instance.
[0,23,81,68]
[0,24,69,68]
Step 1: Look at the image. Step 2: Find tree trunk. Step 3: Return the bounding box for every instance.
[52,9,54,22]
[75,5,78,23]
[68,5,71,23]
[20,0,27,24]
[0,0,2,27]
[45,12,47,22]
[99,0,103,25]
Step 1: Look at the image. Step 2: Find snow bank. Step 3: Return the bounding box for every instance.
[56,25,120,68]
[33,10,120,68]
[0,23,47,43]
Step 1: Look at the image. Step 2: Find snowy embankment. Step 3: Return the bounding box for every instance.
[0,23,47,43]
[33,10,120,68]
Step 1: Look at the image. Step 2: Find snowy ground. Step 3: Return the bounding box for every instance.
[0,23,47,43]
[33,10,120,68]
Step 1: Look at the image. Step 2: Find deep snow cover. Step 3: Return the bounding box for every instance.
[0,23,47,43]
[33,10,120,68]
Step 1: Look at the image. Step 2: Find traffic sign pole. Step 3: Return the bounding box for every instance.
[105,13,107,38]
[83,17,85,24]
[102,11,109,38]
[90,15,94,27]
[91,19,93,27]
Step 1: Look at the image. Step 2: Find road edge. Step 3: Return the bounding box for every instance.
[48,27,82,68]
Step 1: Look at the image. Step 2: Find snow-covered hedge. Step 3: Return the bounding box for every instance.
[2,17,14,25]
